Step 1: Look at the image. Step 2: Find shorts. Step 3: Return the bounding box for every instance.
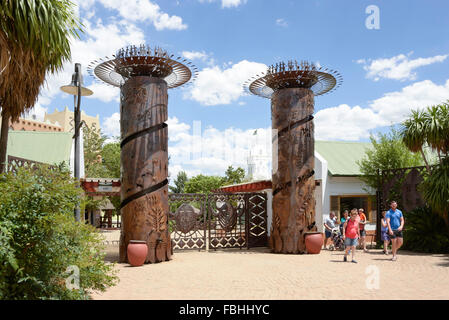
[325,230,332,238]
[389,230,403,239]
[360,229,366,237]
[381,231,390,241]
[344,237,358,247]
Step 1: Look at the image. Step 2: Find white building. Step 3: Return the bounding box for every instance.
[314,141,376,232]
[245,130,271,181]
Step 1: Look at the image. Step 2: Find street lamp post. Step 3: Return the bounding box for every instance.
[60,63,93,221]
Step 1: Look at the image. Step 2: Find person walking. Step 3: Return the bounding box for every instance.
[381,210,391,254]
[342,209,360,263]
[339,210,351,254]
[323,211,337,250]
[340,210,349,234]
[358,208,368,252]
[386,201,405,261]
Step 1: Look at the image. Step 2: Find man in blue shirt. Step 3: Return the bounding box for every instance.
[386,200,405,261]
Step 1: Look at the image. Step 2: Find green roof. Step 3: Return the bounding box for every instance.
[6,131,72,165]
[315,141,372,176]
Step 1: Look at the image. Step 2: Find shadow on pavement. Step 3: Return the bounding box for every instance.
[206,247,273,254]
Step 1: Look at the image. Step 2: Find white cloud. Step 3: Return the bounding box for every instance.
[221,0,247,8]
[87,82,120,103]
[167,117,191,142]
[369,79,449,122]
[167,118,271,177]
[168,164,201,181]
[358,52,448,81]
[91,0,187,31]
[23,103,48,121]
[198,0,247,9]
[276,18,288,27]
[315,79,449,140]
[102,112,120,137]
[186,60,267,105]
[182,51,208,61]
[75,0,187,31]
[315,104,386,141]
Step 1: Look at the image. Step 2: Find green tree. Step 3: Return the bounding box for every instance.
[0,0,82,172]
[101,141,120,178]
[109,195,121,217]
[0,165,117,299]
[169,171,188,193]
[223,166,245,186]
[83,126,109,178]
[357,128,424,191]
[184,174,225,194]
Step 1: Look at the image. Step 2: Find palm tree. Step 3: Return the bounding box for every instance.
[0,0,82,172]
[400,109,431,173]
[435,101,449,157]
[425,105,444,163]
[420,157,449,227]
[402,102,449,227]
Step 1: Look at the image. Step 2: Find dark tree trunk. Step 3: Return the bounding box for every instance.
[269,88,316,254]
[0,112,10,173]
[119,76,172,263]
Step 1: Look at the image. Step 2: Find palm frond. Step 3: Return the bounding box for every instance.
[0,0,83,120]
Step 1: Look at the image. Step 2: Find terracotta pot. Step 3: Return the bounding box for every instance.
[305,232,323,254]
[127,240,148,266]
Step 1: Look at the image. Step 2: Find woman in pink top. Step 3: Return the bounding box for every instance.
[342,209,361,263]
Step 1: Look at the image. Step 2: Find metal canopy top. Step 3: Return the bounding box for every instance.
[87,44,198,88]
[243,60,343,99]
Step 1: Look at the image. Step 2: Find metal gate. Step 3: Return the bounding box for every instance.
[168,192,268,251]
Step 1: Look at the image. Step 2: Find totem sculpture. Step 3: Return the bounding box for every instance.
[244,60,342,253]
[89,45,197,263]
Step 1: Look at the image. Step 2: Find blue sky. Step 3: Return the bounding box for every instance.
[33,0,449,177]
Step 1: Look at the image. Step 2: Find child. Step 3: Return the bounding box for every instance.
[381,210,391,254]
[342,209,360,263]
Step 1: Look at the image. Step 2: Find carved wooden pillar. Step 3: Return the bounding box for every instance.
[119,76,172,263]
[270,87,317,253]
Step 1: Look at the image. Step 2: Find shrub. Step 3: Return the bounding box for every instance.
[403,206,449,254]
[0,165,117,300]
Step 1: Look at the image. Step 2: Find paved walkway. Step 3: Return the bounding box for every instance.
[92,232,449,300]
